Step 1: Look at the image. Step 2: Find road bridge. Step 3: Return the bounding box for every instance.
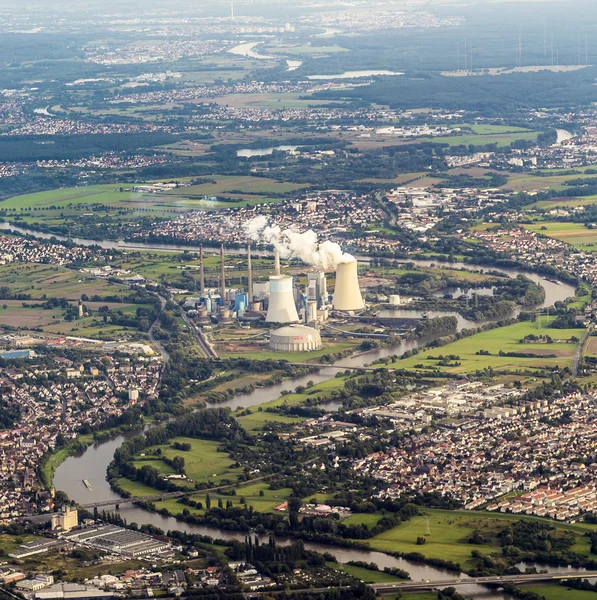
[371,570,597,594]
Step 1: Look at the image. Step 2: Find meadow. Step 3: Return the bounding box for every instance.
[396,317,583,374]
[366,508,597,567]
[132,436,242,487]
[118,479,292,516]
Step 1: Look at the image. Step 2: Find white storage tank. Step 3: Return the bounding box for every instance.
[270,325,322,352]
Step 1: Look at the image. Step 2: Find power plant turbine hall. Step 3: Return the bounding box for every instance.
[333,260,365,311]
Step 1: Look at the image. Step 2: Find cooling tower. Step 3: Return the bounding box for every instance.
[266,275,300,323]
[333,260,365,311]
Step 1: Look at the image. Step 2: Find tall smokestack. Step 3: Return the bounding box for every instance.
[220,244,226,308]
[274,247,281,276]
[333,260,365,311]
[199,244,205,295]
[247,243,253,301]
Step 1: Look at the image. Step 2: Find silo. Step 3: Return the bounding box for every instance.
[332,260,365,311]
[266,275,300,323]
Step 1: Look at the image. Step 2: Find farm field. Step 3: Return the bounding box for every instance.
[523,222,597,251]
[1,176,308,215]
[418,131,538,148]
[396,317,583,374]
[0,263,129,300]
[584,336,597,358]
[132,436,242,487]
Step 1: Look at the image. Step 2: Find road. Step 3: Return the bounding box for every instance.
[573,324,592,377]
[180,308,218,358]
[148,294,170,363]
[370,570,597,593]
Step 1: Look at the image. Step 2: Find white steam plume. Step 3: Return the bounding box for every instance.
[243,216,355,271]
[243,215,268,241]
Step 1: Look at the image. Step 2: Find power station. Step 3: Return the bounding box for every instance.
[185,242,367,353]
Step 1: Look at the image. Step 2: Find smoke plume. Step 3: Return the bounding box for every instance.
[244,217,355,271]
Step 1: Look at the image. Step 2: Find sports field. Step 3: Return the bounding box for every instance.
[397,317,583,373]
[524,222,597,251]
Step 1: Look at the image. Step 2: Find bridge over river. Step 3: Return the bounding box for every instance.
[370,570,597,594]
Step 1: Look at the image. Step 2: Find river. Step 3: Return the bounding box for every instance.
[16,219,573,598]
[237,145,299,158]
[306,70,403,80]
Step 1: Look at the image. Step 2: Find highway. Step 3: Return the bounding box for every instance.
[370,570,597,593]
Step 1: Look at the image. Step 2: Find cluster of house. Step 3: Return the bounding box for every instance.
[486,484,597,521]
[111,80,361,105]
[470,226,597,292]
[0,353,161,518]
[0,236,95,265]
[357,390,597,522]
[134,192,383,248]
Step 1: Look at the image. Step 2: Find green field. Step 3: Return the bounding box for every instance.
[120,480,292,516]
[341,513,383,527]
[524,222,597,251]
[132,436,242,486]
[237,411,305,432]
[0,263,129,300]
[366,509,596,567]
[527,585,597,599]
[396,317,582,373]
[420,131,538,148]
[219,340,359,363]
[2,177,309,215]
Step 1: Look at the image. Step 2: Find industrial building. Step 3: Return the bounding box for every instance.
[51,506,78,532]
[62,524,172,558]
[332,260,365,311]
[269,324,322,352]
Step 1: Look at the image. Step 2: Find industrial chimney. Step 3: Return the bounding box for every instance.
[199,244,205,295]
[274,247,281,276]
[332,260,365,311]
[247,243,253,301]
[266,275,299,323]
[219,244,233,323]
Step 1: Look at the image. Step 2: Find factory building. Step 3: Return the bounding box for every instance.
[51,506,78,533]
[270,324,322,352]
[332,260,365,311]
